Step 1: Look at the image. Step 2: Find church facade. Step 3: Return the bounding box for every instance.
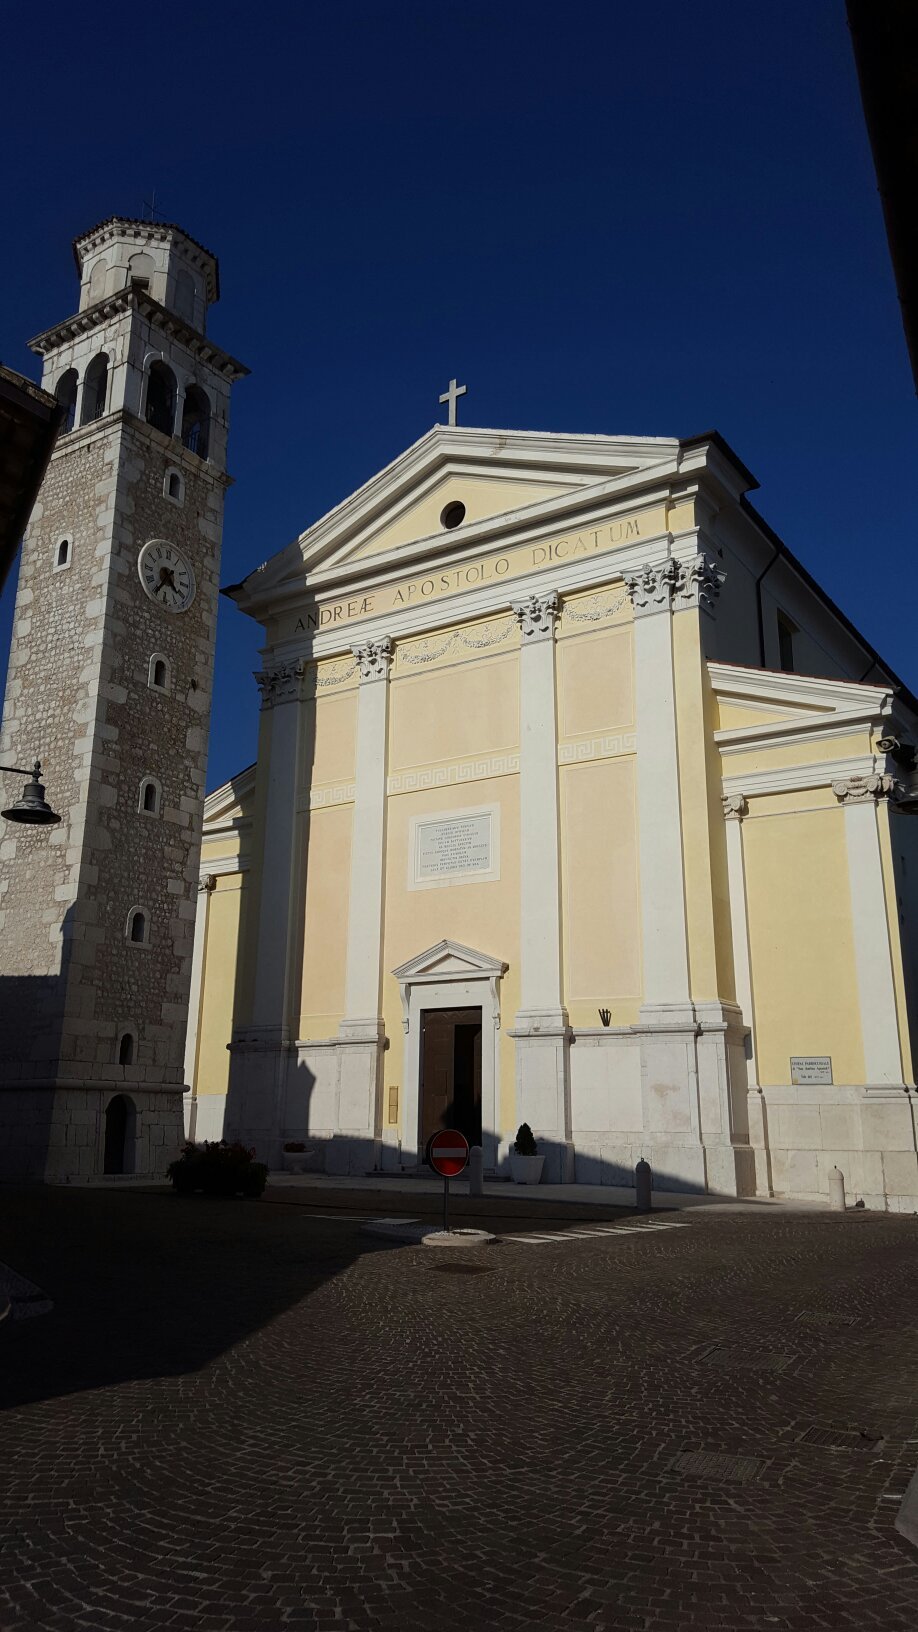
[188,426,918,1208]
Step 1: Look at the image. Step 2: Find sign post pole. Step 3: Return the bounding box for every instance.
[427,1129,470,1236]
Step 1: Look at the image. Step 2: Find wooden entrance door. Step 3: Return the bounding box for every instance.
[420,1007,483,1151]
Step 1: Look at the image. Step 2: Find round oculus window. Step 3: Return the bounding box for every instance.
[440,501,466,530]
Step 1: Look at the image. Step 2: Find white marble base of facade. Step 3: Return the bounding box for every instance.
[749,1081,918,1211]
[0,1081,185,1181]
[509,1012,574,1183]
[224,1027,292,1167]
[186,1090,228,1144]
[568,1004,756,1196]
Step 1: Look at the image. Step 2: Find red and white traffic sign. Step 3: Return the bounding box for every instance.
[427,1129,470,1177]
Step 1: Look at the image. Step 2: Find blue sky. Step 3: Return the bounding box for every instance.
[2,1,914,792]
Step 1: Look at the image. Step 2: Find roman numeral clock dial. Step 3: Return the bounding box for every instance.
[138,540,196,613]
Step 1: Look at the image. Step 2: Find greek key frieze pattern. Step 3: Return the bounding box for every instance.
[387,752,521,796]
[558,732,636,766]
[308,782,357,810]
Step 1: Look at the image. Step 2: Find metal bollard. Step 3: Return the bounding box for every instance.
[635,1157,652,1213]
[468,1144,484,1197]
[828,1166,846,1211]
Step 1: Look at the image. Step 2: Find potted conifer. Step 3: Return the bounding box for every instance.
[282,1141,311,1174]
[509,1123,544,1185]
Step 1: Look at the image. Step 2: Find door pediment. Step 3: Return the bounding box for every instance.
[393,939,509,1035]
[393,938,508,984]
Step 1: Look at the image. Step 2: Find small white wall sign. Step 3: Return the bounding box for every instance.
[409,804,500,891]
[790,1056,833,1085]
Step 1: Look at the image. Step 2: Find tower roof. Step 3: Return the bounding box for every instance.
[72,217,220,303]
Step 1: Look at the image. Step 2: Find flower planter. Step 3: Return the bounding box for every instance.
[509,1152,544,1185]
[283,1151,311,1175]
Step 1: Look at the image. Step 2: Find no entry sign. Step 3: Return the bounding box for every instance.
[427,1129,470,1178]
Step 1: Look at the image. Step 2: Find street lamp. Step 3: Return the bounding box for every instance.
[1,761,61,825]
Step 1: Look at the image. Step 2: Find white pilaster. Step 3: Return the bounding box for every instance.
[333,637,393,1173]
[833,775,904,1085]
[184,872,216,1137]
[511,591,565,1026]
[249,663,309,1037]
[509,591,572,1181]
[722,795,757,1085]
[624,558,690,1013]
[723,792,770,1197]
[341,637,393,1033]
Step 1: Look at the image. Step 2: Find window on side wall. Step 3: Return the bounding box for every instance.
[777,611,797,674]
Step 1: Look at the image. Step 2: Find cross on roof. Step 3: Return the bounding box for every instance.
[438,378,467,427]
[142,190,166,223]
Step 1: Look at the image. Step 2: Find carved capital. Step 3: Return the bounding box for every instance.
[511,591,560,640]
[623,558,680,617]
[722,793,747,821]
[254,660,308,709]
[674,552,725,614]
[832,773,898,805]
[351,636,393,681]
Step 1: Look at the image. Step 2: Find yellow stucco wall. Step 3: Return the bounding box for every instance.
[381,774,522,1135]
[298,804,353,1038]
[354,474,572,558]
[560,757,641,1026]
[742,797,865,1085]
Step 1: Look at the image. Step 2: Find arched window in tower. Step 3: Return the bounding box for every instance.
[148,653,170,692]
[138,776,162,817]
[163,466,184,505]
[88,258,108,302]
[128,251,155,293]
[174,270,196,323]
[145,361,177,437]
[126,907,149,945]
[181,385,211,459]
[53,536,72,572]
[117,1028,136,1066]
[80,353,109,425]
[55,368,78,433]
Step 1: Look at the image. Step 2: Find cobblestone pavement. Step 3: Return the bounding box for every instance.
[2,1188,918,1631]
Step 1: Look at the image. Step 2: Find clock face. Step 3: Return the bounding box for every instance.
[138,540,196,613]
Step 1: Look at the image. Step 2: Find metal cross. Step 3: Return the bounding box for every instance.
[438,378,467,427]
[142,190,166,223]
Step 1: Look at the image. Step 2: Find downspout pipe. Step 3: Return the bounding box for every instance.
[753,543,781,667]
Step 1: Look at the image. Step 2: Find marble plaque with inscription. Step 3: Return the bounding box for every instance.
[410,807,500,890]
[790,1056,833,1085]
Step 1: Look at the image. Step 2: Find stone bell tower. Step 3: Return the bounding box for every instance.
[0,217,248,1180]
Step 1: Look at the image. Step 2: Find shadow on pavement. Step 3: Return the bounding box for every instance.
[0,1183,376,1410]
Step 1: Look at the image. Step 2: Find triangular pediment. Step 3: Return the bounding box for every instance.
[229,425,684,613]
[203,762,256,827]
[393,938,509,984]
[708,662,893,742]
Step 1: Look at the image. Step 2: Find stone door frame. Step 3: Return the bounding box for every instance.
[393,940,508,1171]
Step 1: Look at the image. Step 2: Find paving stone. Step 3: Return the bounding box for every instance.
[1,1189,918,1629]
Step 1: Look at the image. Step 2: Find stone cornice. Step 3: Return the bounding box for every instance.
[29,289,249,380]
